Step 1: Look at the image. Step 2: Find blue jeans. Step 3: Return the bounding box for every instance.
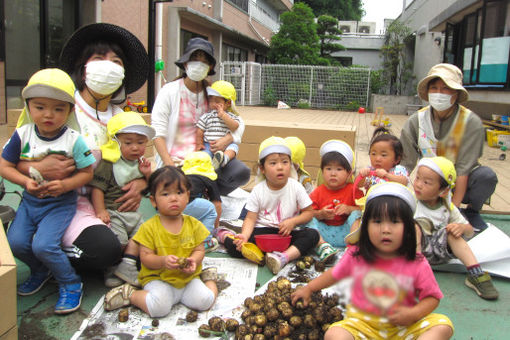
[7,191,80,284]
[184,198,217,241]
[307,210,362,248]
[203,142,239,157]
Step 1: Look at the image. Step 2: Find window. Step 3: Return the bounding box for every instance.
[226,0,248,13]
[180,30,207,58]
[337,56,352,67]
[222,44,247,62]
[340,26,350,33]
[445,0,509,87]
[358,26,370,34]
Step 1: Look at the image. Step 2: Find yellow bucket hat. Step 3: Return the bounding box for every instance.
[100,111,155,163]
[207,80,239,115]
[417,156,456,188]
[181,151,217,181]
[284,136,310,177]
[258,136,291,160]
[345,182,416,245]
[16,68,80,130]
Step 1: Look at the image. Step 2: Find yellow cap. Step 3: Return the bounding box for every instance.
[284,136,310,177]
[417,156,456,188]
[207,80,238,115]
[101,112,155,163]
[181,151,217,181]
[258,136,291,160]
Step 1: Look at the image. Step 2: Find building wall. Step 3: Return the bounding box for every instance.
[332,50,383,69]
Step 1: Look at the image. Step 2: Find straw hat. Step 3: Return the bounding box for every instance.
[59,23,149,94]
[417,63,469,103]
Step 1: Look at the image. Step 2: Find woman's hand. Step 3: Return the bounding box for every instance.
[209,133,233,153]
[116,178,146,212]
[20,154,76,180]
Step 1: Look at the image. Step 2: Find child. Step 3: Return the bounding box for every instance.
[195,80,240,170]
[291,182,454,340]
[308,140,362,261]
[181,151,222,251]
[216,136,320,274]
[103,166,218,317]
[413,156,499,300]
[1,69,96,314]
[358,127,409,189]
[89,111,155,287]
[284,136,314,194]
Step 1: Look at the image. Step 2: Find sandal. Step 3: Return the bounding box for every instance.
[104,283,135,311]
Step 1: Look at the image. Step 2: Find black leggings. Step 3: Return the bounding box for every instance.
[69,224,122,271]
[224,227,320,258]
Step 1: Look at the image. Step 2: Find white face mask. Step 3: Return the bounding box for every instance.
[428,93,454,112]
[185,61,210,82]
[85,60,125,96]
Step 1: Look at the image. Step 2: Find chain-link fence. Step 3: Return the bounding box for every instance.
[220,62,371,110]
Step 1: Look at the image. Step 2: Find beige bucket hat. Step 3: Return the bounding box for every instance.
[417,63,469,103]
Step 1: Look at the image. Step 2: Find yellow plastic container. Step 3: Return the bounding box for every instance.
[487,129,510,147]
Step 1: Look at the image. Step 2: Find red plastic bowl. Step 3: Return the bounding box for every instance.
[255,234,292,252]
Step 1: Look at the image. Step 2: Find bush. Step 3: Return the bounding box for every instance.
[263,86,277,106]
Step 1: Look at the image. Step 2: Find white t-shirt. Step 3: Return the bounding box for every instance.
[245,178,313,229]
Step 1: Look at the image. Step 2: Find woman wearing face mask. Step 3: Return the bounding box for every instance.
[15,23,149,277]
[401,63,497,232]
[151,37,250,195]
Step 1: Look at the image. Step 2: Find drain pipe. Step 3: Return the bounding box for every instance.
[155,2,163,94]
[248,2,269,46]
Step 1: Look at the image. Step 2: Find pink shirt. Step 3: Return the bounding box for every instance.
[169,79,208,161]
[332,247,443,316]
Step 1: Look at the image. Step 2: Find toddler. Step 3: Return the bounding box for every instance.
[284,136,314,194]
[216,136,319,274]
[1,69,95,314]
[292,182,454,340]
[103,166,218,317]
[181,151,222,251]
[413,156,498,300]
[196,80,240,169]
[358,127,409,189]
[89,111,154,287]
[308,140,362,261]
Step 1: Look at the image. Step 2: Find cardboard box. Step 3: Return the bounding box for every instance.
[0,219,17,340]
[6,109,22,127]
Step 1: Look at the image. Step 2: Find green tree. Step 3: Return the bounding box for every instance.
[380,20,415,95]
[317,15,345,65]
[297,0,364,20]
[268,3,327,65]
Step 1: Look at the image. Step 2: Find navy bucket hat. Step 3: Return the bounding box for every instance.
[175,38,216,76]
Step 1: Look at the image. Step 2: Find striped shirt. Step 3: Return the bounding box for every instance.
[196,110,240,143]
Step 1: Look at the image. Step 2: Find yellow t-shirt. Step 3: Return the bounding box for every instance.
[133,214,210,288]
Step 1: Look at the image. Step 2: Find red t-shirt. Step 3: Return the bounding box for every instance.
[310,183,363,226]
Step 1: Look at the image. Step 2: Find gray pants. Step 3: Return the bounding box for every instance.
[461,166,498,211]
[107,210,144,246]
[215,158,250,196]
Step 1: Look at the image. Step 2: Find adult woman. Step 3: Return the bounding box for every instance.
[151,38,250,195]
[400,63,497,231]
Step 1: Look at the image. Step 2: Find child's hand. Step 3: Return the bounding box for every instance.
[45,180,67,197]
[387,305,416,326]
[374,168,388,179]
[291,285,312,307]
[164,255,180,270]
[233,234,248,251]
[446,223,465,238]
[318,204,335,220]
[138,157,152,178]
[334,204,350,216]
[96,209,111,224]
[25,179,46,196]
[181,258,197,274]
[278,219,295,236]
[359,167,372,177]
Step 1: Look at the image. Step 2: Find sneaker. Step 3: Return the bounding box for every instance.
[460,208,488,232]
[104,283,135,311]
[214,226,237,243]
[104,266,124,288]
[265,251,288,275]
[465,272,499,300]
[204,237,219,252]
[316,243,339,264]
[55,282,83,314]
[212,151,224,170]
[17,272,52,296]
[114,258,141,287]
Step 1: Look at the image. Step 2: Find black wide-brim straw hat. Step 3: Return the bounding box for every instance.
[59,23,149,94]
[175,37,216,76]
